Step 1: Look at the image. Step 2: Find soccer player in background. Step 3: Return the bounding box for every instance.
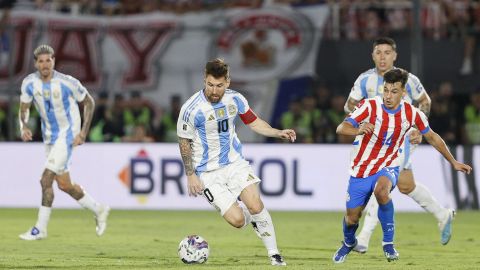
[18,45,110,240]
[344,37,455,252]
[177,58,296,266]
[333,68,472,263]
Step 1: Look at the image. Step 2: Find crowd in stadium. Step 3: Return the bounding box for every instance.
[0,0,479,144]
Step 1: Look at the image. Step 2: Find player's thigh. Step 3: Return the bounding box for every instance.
[239,183,263,214]
[222,201,245,228]
[226,160,261,199]
[45,140,73,175]
[347,176,375,209]
[397,169,415,194]
[201,171,237,216]
[55,172,74,190]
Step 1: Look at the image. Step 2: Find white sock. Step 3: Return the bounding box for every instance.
[408,183,446,221]
[240,205,252,228]
[77,193,101,214]
[357,197,379,246]
[35,206,51,232]
[251,208,279,256]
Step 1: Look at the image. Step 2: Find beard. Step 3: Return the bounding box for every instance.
[207,93,224,103]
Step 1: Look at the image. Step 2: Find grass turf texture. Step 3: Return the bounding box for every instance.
[1,209,479,269]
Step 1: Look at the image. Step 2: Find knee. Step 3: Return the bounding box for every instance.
[227,213,246,229]
[247,203,264,215]
[345,213,360,225]
[57,182,73,193]
[397,182,415,194]
[374,187,390,204]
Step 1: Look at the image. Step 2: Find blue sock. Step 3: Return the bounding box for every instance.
[343,217,358,246]
[378,200,395,243]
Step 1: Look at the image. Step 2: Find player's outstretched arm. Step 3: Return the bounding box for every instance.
[178,136,204,196]
[247,117,296,142]
[74,93,95,146]
[423,129,472,174]
[19,102,33,142]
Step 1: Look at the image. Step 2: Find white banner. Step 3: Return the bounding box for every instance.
[1,6,328,108]
[1,143,478,211]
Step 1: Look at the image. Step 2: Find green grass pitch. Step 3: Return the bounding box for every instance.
[1,209,479,269]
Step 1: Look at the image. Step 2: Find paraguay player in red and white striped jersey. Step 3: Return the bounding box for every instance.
[333,68,472,264]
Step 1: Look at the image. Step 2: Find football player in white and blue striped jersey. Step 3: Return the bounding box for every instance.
[343,37,455,253]
[18,45,109,240]
[177,59,296,266]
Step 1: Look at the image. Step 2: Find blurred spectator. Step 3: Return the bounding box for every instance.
[314,83,331,111]
[429,81,459,144]
[280,97,313,143]
[459,0,480,75]
[122,124,154,142]
[106,93,127,141]
[0,99,8,140]
[89,91,110,142]
[325,95,352,143]
[123,91,154,138]
[463,88,480,144]
[302,95,322,142]
[155,94,182,142]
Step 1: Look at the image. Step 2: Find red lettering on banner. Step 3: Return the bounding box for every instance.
[110,23,177,88]
[0,18,33,80]
[48,22,99,85]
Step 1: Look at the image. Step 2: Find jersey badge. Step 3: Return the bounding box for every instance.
[228,104,237,116]
[215,107,227,119]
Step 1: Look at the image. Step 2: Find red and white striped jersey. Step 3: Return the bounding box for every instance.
[346,96,429,178]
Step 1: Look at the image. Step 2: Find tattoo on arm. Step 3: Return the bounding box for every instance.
[80,94,95,135]
[178,137,195,176]
[19,102,31,129]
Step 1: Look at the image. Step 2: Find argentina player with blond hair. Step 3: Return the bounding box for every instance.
[18,45,110,240]
[177,58,296,266]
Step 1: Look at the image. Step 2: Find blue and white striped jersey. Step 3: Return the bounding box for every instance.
[177,89,254,175]
[20,70,87,145]
[349,68,426,103]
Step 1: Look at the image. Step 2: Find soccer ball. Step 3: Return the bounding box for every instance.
[178,235,209,264]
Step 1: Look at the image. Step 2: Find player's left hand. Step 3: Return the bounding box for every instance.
[453,161,472,174]
[409,129,422,144]
[73,132,87,146]
[279,129,296,142]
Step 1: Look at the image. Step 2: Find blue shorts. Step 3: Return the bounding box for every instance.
[346,167,399,209]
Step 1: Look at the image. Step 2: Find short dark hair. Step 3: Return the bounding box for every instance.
[205,58,229,79]
[33,44,54,60]
[384,68,409,88]
[373,37,396,51]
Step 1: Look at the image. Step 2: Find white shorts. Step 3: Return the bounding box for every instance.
[199,159,261,216]
[45,140,73,175]
[397,135,417,171]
